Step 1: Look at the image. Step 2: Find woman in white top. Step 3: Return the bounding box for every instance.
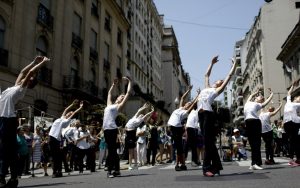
[103,77,132,178]
[197,56,237,177]
[283,82,300,166]
[244,89,273,170]
[168,86,199,171]
[259,103,282,165]
[0,56,49,187]
[49,100,83,178]
[125,103,154,170]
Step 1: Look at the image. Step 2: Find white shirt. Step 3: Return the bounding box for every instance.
[64,127,77,142]
[136,124,147,144]
[75,129,90,149]
[186,109,199,128]
[125,116,143,130]
[197,88,218,112]
[49,117,72,141]
[0,85,27,117]
[259,112,272,133]
[283,95,300,123]
[244,101,262,120]
[167,108,188,127]
[103,104,118,130]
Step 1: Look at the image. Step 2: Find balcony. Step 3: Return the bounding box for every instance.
[234,75,243,86]
[63,75,98,96]
[89,47,98,61]
[236,94,243,102]
[235,64,241,75]
[0,48,8,67]
[37,3,53,31]
[71,33,83,50]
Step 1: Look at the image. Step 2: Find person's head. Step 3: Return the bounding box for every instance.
[268,106,275,112]
[255,95,265,103]
[35,126,41,134]
[115,94,125,104]
[27,75,38,89]
[17,126,25,135]
[212,80,224,88]
[233,128,240,136]
[65,111,74,119]
[183,101,192,110]
[293,95,300,103]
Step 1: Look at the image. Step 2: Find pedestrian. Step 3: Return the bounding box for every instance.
[32,126,43,170]
[41,128,50,176]
[16,126,29,177]
[136,123,148,166]
[125,103,154,170]
[197,56,237,177]
[146,116,158,166]
[87,126,99,172]
[168,86,199,171]
[259,103,282,165]
[23,125,33,175]
[0,56,49,188]
[103,77,132,178]
[49,100,83,178]
[244,88,273,170]
[97,128,107,170]
[283,82,300,166]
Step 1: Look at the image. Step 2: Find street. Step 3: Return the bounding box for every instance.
[18,156,300,188]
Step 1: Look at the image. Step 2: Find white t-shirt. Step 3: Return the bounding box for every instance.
[103,104,118,130]
[244,101,262,120]
[136,124,147,144]
[186,109,199,128]
[197,88,218,112]
[49,117,72,141]
[167,108,188,127]
[75,129,90,149]
[125,116,143,130]
[259,111,272,133]
[283,95,300,123]
[64,127,77,142]
[0,85,27,117]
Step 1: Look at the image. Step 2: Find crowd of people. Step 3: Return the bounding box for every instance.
[1,55,300,187]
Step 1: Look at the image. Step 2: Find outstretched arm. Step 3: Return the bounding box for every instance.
[18,56,50,88]
[287,82,296,96]
[134,103,150,117]
[179,85,192,108]
[16,56,44,85]
[270,102,283,117]
[107,78,118,105]
[216,58,237,95]
[205,56,218,88]
[246,90,260,103]
[62,99,79,117]
[142,106,155,122]
[186,90,201,114]
[67,101,84,120]
[117,77,132,111]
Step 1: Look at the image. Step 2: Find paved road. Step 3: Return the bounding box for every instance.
[17,156,300,188]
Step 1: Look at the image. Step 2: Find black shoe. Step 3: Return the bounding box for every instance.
[44,173,49,176]
[112,171,121,177]
[180,165,187,171]
[175,165,181,171]
[6,178,18,188]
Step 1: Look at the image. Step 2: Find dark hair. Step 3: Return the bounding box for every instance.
[27,76,38,89]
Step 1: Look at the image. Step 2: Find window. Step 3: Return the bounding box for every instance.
[36,36,52,85]
[91,0,99,17]
[37,0,53,30]
[90,29,97,50]
[73,13,82,36]
[104,42,109,61]
[117,28,122,46]
[71,57,80,87]
[36,36,48,56]
[0,16,5,48]
[104,12,111,32]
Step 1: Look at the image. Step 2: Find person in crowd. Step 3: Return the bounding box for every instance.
[0,56,49,188]
[168,86,199,171]
[156,123,168,164]
[198,56,237,177]
[274,120,284,157]
[23,125,33,175]
[103,77,132,178]
[49,100,83,178]
[231,129,247,161]
[125,103,154,170]
[244,88,273,170]
[41,128,50,176]
[97,128,107,170]
[196,124,204,166]
[87,125,98,172]
[16,126,29,178]
[32,126,43,170]
[136,123,148,166]
[283,82,300,166]
[146,116,159,166]
[259,103,282,165]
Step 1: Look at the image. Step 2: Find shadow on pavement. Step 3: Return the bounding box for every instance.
[117,173,152,178]
[20,182,69,188]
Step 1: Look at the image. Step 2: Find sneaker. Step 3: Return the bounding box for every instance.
[175,165,181,171]
[107,172,114,178]
[252,164,263,170]
[104,167,108,171]
[113,171,121,177]
[203,171,214,177]
[249,165,253,170]
[180,165,187,171]
[128,166,133,170]
[171,161,176,165]
[264,159,272,165]
[191,161,198,167]
[288,161,300,167]
[6,178,18,188]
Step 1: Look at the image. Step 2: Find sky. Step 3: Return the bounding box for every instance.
[153,0,265,97]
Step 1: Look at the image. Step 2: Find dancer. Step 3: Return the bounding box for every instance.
[168,86,199,171]
[259,102,282,165]
[103,77,132,178]
[244,88,273,170]
[283,82,300,166]
[49,100,83,178]
[198,56,237,177]
[0,56,49,188]
[125,103,154,170]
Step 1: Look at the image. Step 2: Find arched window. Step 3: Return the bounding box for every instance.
[0,16,5,48]
[36,36,48,56]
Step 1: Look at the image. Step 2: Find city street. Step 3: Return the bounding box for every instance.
[18,156,300,188]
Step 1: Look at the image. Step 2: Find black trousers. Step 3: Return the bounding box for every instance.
[199,111,222,172]
[0,117,18,179]
[245,119,262,166]
[49,136,63,174]
[284,121,300,160]
[171,126,184,155]
[184,127,198,163]
[262,130,274,161]
[104,129,120,172]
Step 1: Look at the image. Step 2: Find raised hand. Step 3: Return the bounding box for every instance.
[212,55,219,64]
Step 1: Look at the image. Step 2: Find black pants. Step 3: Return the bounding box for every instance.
[87,147,96,172]
[0,117,18,180]
[199,111,222,173]
[77,148,89,172]
[184,127,198,163]
[104,129,120,172]
[17,155,27,176]
[171,126,184,155]
[49,136,63,175]
[245,119,262,166]
[284,121,300,160]
[262,130,274,161]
